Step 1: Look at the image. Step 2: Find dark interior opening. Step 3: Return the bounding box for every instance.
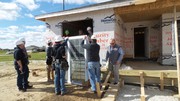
[62,19,93,37]
[134,27,146,57]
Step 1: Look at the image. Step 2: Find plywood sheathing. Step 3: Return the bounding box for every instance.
[115,0,180,22]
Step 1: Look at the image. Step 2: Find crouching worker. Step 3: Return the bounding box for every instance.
[81,35,101,93]
[46,40,54,82]
[53,36,68,95]
[14,39,29,92]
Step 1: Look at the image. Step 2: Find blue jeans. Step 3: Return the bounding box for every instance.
[54,63,66,93]
[88,62,101,91]
[15,65,28,89]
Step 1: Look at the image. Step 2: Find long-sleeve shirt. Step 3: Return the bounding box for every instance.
[106,44,124,65]
[81,40,100,62]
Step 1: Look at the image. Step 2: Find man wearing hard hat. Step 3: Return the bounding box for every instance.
[14,39,29,92]
[19,37,33,88]
[53,36,68,95]
[81,35,100,93]
[46,40,54,82]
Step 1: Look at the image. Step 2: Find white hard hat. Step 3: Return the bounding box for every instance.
[91,35,96,39]
[55,36,64,42]
[16,40,24,46]
[47,39,52,43]
[87,27,91,31]
[19,37,25,42]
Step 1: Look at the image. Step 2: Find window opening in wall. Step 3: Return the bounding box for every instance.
[62,19,93,37]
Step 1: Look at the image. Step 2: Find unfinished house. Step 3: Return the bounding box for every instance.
[35,0,180,91]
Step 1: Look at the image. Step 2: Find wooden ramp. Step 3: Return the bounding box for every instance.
[101,68,178,101]
[101,79,124,101]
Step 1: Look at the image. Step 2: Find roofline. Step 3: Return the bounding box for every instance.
[35,0,134,21]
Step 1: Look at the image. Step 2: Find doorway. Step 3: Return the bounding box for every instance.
[134,27,147,57]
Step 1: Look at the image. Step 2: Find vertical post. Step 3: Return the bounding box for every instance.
[63,0,65,10]
[67,40,71,84]
[160,72,164,91]
[140,72,145,101]
[96,82,101,98]
[174,5,180,96]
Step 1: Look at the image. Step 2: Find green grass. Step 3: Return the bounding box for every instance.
[29,52,46,60]
[0,50,46,62]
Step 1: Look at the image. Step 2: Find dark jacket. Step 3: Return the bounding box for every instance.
[53,39,68,60]
[14,47,28,66]
[53,44,65,60]
[46,46,53,58]
[81,40,100,62]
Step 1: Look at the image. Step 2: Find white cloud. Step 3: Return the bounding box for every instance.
[0,2,21,20]
[40,10,47,14]
[25,13,34,18]
[36,0,111,4]
[0,25,46,49]
[25,25,46,31]
[14,0,39,11]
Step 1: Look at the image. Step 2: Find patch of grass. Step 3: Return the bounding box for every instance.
[29,52,46,60]
[0,55,14,61]
[0,50,6,55]
[0,50,46,62]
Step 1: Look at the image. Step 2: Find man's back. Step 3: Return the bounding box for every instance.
[81,40,100,62]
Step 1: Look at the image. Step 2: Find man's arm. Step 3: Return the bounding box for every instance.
[105,47,109,62]
[81,40,89,49]
[117,47,124,63]
[16,60,23,73]
[15,50,23,73]
[62,37,68,46]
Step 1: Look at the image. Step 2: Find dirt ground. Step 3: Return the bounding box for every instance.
[0,60,100,101]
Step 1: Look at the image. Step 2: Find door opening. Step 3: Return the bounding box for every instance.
[134,27,147,58]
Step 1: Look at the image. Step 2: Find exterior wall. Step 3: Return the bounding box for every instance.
[161,12,180,65]
[114,15,124,48]
[45,9,115,63]
[124,20,161,58]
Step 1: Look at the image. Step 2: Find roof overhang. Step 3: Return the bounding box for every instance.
[35,0,135,22]
[115,0,180,22]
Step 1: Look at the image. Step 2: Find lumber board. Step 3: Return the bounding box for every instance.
[103,71,112,86]
[96,82,101,98]
[140,72,145,101]
[119,70,177,78]
[135,0,156,5]
[115,0,180,14]
[160,72,164,91]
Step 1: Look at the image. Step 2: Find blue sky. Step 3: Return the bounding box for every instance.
[0,0,111,49]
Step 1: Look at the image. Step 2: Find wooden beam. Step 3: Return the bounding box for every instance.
[173,5,180,97]
[160,72,164,91]
[96,82,101,98]
[140,72,145,101]
[119,70,177,78]
[115,0,180,15]
[135,0,156,5]
[103,71,112,86]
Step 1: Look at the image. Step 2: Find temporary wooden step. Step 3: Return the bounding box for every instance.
[96,71,111,98]
[101,83,120,101]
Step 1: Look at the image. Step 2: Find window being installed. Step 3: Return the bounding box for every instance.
[62,19,93,37]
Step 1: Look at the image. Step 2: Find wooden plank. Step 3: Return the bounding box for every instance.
[160,72,164,91]
[103,71,112,86]
[120,78,124,88]
[135,0,156,5]
[119,70,177,78]
[172,79,175,86]
[96,82,102,98]
[140,72,145,101]
[115,0,180,15]
[174,5,180,97]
